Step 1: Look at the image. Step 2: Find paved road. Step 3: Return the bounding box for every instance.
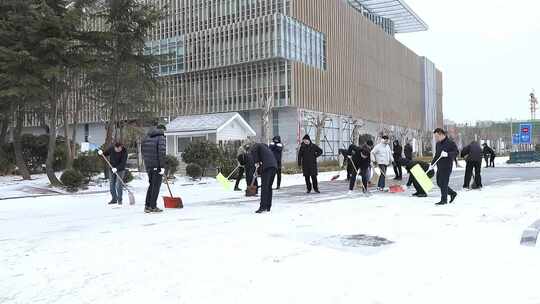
[200,167,540,207]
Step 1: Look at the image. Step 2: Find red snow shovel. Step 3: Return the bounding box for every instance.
[163,175,183,209]
[389,185,405,193]
[245,171,258,197]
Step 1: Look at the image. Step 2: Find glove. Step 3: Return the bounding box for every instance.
[427,164,434,172]
[111,168,117,174]
[97,149,103,155]
[159,168,165,175]
[441,151,448,158]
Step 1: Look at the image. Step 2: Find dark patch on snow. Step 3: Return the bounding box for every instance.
[341,234,394,247]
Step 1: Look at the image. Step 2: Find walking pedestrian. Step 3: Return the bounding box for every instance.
[338,147,355,181]
[297,134,323,193]
[141,124,167,213]
[370,135,393,191]
[392,139,403,180]
[269,136,283,189]
[404,159,434,197]
[249,143,277,213]
[461,141,483,189]
[99,142,128,205]
[431,128,458,205]
[404,141,413,162]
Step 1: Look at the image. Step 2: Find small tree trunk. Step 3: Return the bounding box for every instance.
[46,99,61,186]
[137,136,143,171]
[13,110,31,180]
[63,99,73,169]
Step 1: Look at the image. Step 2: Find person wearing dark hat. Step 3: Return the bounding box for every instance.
[431,128,458,205]
[404,159,434,197]
[249,143,277,213]
[141,124,167,213]
[235,151,258,193]
[269,136,283,189]
[99,142,128,205]
[298,134,323,193]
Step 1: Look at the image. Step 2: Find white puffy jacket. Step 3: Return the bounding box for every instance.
[370,143,394,165]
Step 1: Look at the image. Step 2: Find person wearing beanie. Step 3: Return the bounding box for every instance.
[297,134,323,193]
[269,136,283,189]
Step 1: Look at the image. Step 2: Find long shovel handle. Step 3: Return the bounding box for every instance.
[426,154,444,173]
[226,165,241,179]
[164,174,174,197]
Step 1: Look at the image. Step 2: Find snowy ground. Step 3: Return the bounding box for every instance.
[1,165,540,304]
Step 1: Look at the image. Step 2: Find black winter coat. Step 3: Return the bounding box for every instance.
[483,146,495,157]
[238,153,257,184]
[269,141,283,165]
[432,137,458,171]
[298,142,323,176]
[141,128,166,170]
[405,160,434,178]
[347,144,370,170]
[250,143,277,171]
[404,144,413,160]
[104,146,128,171]
[461,142,482,162]
[392,141,403,161]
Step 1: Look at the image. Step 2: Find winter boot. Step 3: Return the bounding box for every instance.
[450,193,457,203]
[435,201,448,206]
[144,207,152,213]
[108,200,117,205]
[151,207,163,213]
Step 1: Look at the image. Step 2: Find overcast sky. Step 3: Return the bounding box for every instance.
[396,0,540,124]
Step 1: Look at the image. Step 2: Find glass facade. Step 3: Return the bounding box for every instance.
[278,15,326,70]
[144,35,185,76]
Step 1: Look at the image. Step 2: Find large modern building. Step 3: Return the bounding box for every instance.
[145,0,443,161]
[20,0,443,163]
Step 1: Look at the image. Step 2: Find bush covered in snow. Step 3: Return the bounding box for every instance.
[182,140,220,176]
[163,155,179,178]
[185,163,202,180]
[60,169,84,192]
[73,152,103,183]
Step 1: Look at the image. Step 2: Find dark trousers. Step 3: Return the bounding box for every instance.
[145,169,163,208]
[346,161,354,181]
[464,161,482,188]
[484,156,489,167]
[489,155,495,167]
[393,161,402,179]
[275,166,282,189]
[260,168,277,211]
[305,175,319,192]
[377,165,388,189]
[411,176,426,195]
[109,170,125,202]
[436,168,456,203]
[234,167,245,189]
[349,168,369,191]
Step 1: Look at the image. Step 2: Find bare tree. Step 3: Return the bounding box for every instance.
[260,93,272,144]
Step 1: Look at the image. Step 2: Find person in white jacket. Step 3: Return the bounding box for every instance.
[370,135,394,190]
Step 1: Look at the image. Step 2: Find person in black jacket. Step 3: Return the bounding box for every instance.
[235,151,258,192]
[249,143,277,213]
[338,147,355,181]
[100,142,128,205]
[141,125,167,213]
[404,142,413,161]
[461,141,483,189]
[404,159,434,197]
[298,134,323,193]
[392,140,403,180]
[482,143,495,168]
[347,144,371,193]
[432,128,459,205]
[269,136,283,189]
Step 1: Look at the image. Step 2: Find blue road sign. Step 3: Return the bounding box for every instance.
[512,133,521,145]
[520,123,533,144]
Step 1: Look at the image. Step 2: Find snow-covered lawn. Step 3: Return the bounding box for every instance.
[1,169,540,304]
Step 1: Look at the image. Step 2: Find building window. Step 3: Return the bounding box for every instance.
[272,109,279,137]
[277,15,326,70]
[144,35,185,76]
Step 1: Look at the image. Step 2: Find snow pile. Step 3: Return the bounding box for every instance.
[1,173,540,303]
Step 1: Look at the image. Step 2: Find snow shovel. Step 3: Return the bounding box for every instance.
[216,165,241,191]
[163,175,183,209]
[520,219,540,246]
[99,153,136,205]
[245,171,258,197]
[410,164,434,193]
[331,154,345,181]
[348,156,368,193]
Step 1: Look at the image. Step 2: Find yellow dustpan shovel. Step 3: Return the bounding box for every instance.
[410,164,433,193]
